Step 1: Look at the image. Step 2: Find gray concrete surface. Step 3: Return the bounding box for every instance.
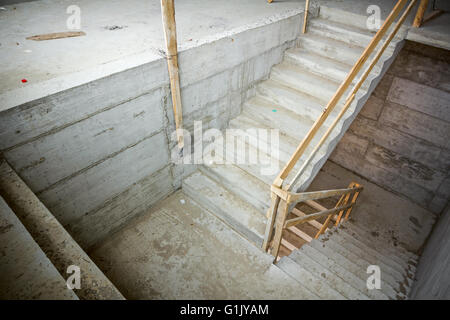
[0,0,308,110]
[330,41,450,215]
[410,205,450,299]
[319,0,450,52]
[89,190,319,299]
[0,195,78,300]
[309,161,436,253]
[0,0,306,249]
[0,160,125,300]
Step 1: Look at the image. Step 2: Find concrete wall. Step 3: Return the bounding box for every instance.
[410,205,450,299]
[330,41,450,215]
[0,12,304,249]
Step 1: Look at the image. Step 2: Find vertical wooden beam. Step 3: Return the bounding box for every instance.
[262,193,280,251]
[413,0,429,27]
[161,0,184,149]
[302,0,310,33]
[270,199,290,262]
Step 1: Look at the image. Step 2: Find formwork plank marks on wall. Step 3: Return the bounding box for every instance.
[387,77,450,122]
[5,89,166,193]
[69,165,174,250]
[349,117,447,172]
[379,102,450,150]
[37,131,169,228]
[0,59,168,150]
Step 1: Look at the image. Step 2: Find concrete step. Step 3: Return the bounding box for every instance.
[285,48,353,84]
[297,33,387,76]
[182,170,267,247]
[336,224,416,279]
[319,5,407,41]
[229,113,303,167]
[0,160,124,300]
[256,79,327,122]
[277,256,346,299]
[285,47,379,90]
[297,32,366,67]
[271,62,340,102]
[310,234,405,299]
[299,242,389,299]
[328,228,408,281]
[319,6,378,35]
[309,18,377,48]
[0,195,78,300]
[289,249,370,300]
[242,95,315,142]
[199,162,270,214]
[321,229,411,295]
[344,221,419,264]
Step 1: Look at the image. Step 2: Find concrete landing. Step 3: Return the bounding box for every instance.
[0,0,307,111]
[309,161,436,253]
[89,190,318,299]
[319,0,450,51]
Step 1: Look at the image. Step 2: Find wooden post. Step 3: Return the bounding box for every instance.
[161,0,184,149]
[270,199,290,262]
[413,0,429,27]
[302,0,310,33]
[262,193,280,251]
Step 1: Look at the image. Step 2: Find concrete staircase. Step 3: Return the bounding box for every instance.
[183,6,416,299]
[277,221,418,300]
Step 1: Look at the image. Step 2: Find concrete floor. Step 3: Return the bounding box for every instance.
[0,0,307,111]
[2,0,450,112]
[89,190,318,299]
[90,161,435,299]
[309,161,436,253]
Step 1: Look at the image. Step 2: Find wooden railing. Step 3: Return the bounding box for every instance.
[262,0,418,261]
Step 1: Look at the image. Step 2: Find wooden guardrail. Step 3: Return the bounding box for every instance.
[263,0,418,261]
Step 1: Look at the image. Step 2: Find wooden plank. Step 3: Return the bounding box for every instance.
[288,226,313,242]
[292,207,323,229]
[302,0,310,34]
[270,199,290,262]
[413,0,429,27]
[26,31,85,41]
[262,193,280,251]
[284,203,353,228]
[281,238,297,251]
[288,186,363,203]
[160,0,184,149]
[273,0,407,189]
[423,9,444,25]
[344,183,363,220]
[314,192,346,238]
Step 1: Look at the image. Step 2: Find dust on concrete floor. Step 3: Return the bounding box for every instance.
[308,161,436,254]
[89,190,317,300]
[89,161,436,299]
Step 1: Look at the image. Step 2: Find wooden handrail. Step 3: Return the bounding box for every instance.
[286,0,418,191]
[284,203,353,228]
[303,0,310,34]
[272,0,408,190]
[413,0,429,27]
[264,0,417,258]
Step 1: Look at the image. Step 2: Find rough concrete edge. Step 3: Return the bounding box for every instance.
[0,6,311,114]
[0,158,125,300]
